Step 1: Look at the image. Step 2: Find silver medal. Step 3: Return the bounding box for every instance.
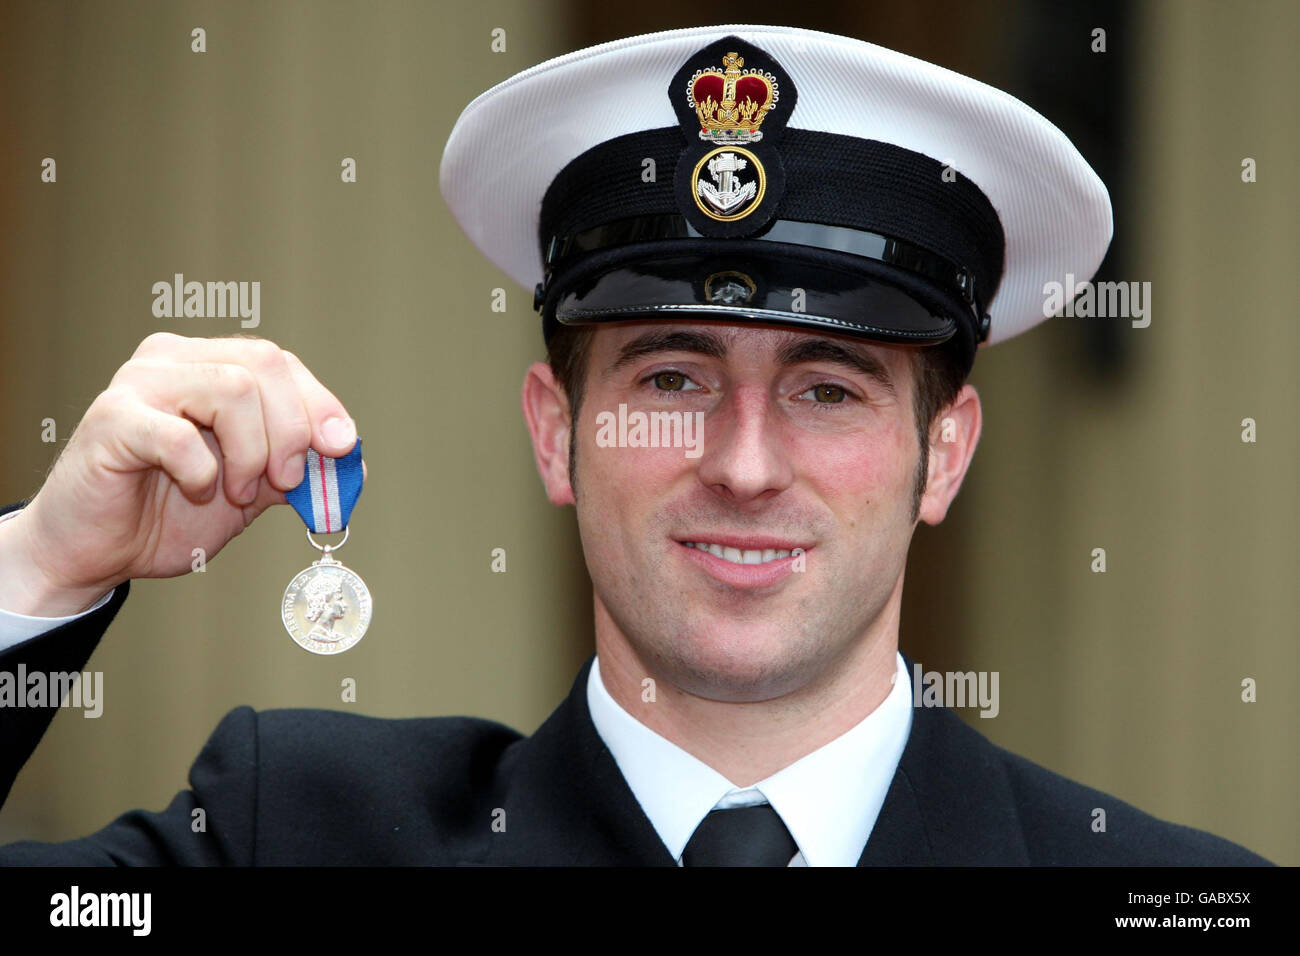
[282,528,372,655]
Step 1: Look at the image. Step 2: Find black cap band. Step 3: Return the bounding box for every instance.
[536,126,1005,377]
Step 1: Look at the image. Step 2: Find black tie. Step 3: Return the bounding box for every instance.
[682,804,799,866]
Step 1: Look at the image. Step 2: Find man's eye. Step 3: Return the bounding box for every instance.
[801,383,848,404]
[651,371,695,391]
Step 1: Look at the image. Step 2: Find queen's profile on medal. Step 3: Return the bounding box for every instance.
[302,572,348,643]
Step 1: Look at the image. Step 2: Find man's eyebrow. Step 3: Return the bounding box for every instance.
[776,338,897,394]
[603,328,728,376]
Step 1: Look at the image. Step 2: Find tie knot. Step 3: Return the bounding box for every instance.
[682,803,799,866]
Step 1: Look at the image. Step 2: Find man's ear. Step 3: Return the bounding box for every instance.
[917,383,982,526]
[521,361,576,506]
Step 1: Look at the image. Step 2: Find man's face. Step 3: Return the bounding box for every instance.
[570,320,924,703]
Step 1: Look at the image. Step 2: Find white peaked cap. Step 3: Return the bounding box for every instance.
[441,24,1112,363]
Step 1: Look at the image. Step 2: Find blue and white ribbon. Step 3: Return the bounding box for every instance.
[285,440,363,534]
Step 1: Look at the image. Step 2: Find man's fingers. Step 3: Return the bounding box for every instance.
[128,332,353,494]
[241,474,290,526]
[131,334,317,492]
[109,401,220,503]
[231,339,313,492]
[281,349,356,457]
[112,361,271,505]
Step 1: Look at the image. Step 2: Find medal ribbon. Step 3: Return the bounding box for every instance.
[285,440,363,534]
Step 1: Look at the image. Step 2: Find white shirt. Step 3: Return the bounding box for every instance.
[587,651,913,866]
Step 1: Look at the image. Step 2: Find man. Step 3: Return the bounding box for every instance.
[0,25,1270,865]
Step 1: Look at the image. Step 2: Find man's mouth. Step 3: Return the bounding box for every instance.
[679,540,805,566]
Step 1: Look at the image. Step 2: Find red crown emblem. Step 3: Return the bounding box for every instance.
[686,52,779,144]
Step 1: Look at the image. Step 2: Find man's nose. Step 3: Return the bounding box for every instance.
[694,386,795,504]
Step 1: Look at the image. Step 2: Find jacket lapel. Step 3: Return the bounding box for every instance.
[472,656,676,865]
[858,654,1030,865]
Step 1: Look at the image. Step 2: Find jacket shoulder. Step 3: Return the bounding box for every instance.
[235,706,526,864]
[983,736,1271,866]
[251,706,524,766]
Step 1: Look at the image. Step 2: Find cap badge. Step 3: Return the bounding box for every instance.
[671,37,797,237]
[687,52,779,144]
[692,146,766,221]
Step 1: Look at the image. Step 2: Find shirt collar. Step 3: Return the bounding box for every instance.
[587,652,913,866]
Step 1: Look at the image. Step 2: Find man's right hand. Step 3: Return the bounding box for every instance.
[0,333,360,616]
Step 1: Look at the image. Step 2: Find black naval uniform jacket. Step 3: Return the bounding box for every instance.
[0,581,1271,866]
